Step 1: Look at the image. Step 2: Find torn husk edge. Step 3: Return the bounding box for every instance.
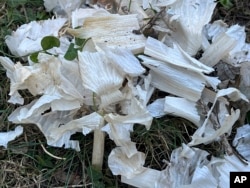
[199,32,237,67]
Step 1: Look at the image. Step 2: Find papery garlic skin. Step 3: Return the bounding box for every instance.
[5,18,66,57]
[0,126,23,148]
[166,0,216,56]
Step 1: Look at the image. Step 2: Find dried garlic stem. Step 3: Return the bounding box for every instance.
[92,128,105,170]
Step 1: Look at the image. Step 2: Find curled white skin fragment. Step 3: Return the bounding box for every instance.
[199,29,237,67]
[44,0,82,17]
[216,155,250,188]
[157,144,221,188]
[203,22,250,66]
[108,146,146,179]
[0,57,29,104]
[0,126,23,148]
[104,97,153,130]
[144,37,214,74]
[9,101,104,151]
[233,124,250,161]
[71,8,110,29]
[78,51,124,108]
[97,46,145,77]
[139,55,220,102]
[102,123,137,157]
[5,18,67,57]
[67,14,146,54]
[0,53,84,109]
[164,97,200,126]
[121,168,161,188]
[166,0,216,56]
[147,98,166,118]
[189,88,248,146]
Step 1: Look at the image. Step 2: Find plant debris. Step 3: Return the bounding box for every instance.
[1,0,250,187]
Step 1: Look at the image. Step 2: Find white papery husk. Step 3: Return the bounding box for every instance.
[189,88,248,146]
[203,21,250,66]
[239,62,250,99]
[0,57,30,104]
[5,18,66,57]
[164,97,200,126]
[144,37,214,74]
[108,146,146,179]
[216,155,250,188]
[102,82,153,159]
[123,144,218,188]
[0,53,85,108]
[102,123,137,156]
[0,126,23,148]
[1,52,99,151]
[71,8,110,28]
[43,0,81,17]
[165,0,216,56]
[156,144,217,188]
[97,46,146,77]
[121,168,161,188]
[200,33,236,67]
[78,51,124,108]
[9,100,104,151]
[147,96,200,125]
[119,0,148,22]
[139,55,220,102]
[134,74,155,107]
[104,97,153,130]
[233,124,250,161]
[67,14,146,54]
[147,98,166,118]
[120,144,250,188]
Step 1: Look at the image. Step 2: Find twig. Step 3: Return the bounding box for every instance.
[132,7,166,35]
[39,140,66,160]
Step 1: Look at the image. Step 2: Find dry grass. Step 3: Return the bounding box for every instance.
[0,0,250,187]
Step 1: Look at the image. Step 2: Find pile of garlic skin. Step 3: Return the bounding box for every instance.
[1,0,250,187]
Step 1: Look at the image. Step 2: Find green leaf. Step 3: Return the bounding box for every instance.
[219,0,233,9]
[75,38,86,46]
[30,52,39,63]
[64,43,78,60]
[41,36,60,50]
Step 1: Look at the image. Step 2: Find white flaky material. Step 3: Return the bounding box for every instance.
[5,18,66,57]
[233,124,250,161]
[1,0,250,187]
[139,55,220,102]
[78,51,124,108]
[67,14,146,54]
[0,126,23,148]
[144,37,214,74]
[98,46,145,77]
[166,0,216,55]
[200,30,237,67]
[189,88,248,146]
[164,97,200,126]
